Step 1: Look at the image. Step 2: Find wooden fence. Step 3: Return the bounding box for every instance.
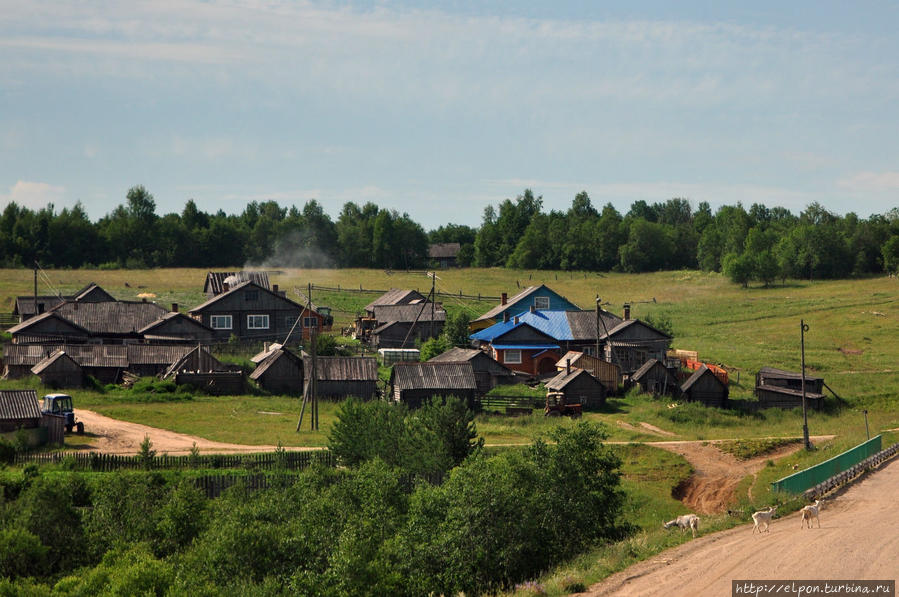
[15,449,334,472]
[475,395,542,415]
[309,283,501,302]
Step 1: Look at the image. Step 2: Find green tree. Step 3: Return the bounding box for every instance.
[883,235,899,275]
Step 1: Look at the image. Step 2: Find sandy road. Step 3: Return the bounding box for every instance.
[585,456,899,596]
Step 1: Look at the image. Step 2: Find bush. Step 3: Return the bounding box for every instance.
[0,528,47,579]
[53,544,174,596]
[0,438,15,464]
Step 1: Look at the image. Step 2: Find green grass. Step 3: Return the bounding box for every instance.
[717,437,801,460]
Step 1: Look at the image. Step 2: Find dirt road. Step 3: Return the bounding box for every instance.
[72,409,314,455]
[586,456,899,596]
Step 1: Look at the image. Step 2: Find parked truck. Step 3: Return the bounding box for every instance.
[41,393,84,434]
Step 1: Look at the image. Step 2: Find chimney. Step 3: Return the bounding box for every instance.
[566,358,571,375]
[514,315,519,324]
[501,292,507,305]
[171,302,178,313]
[223,281,230,292]
[530,304,536,313]
[273,284,279,294]
[624,304,631,320]
[503,311,509,323]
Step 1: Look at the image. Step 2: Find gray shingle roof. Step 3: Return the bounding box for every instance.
[0,389,41,421]
[372,304,446,323]
[391,361,477,391]
[545,368,596,391]
[205,271,271,295]
[49,300,168,334]
[30,350,79,375]
[305,356,378,382]
[364,289,427,313]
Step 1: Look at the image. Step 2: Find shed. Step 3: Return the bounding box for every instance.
[680,365,728,408]
[631,358,678,397]
[306,356,379,400]
[31,350,84,388]
[429,347,515,394]
[756,367,824,394]
[390,361,478,409]
[545,367,606,409]
[364,288,427,315]
[162,346,229,380]
[428,242,461,268]
[554,351,621,393]
[756,385,826,410]
[250,348,304,395]
[0,389,41,432]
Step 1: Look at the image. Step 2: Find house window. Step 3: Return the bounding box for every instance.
[245,290,259,302]
[247,314,270,329]
[303,316,318,329]
[584,346,595,356]
[504,349,522,364]
[210,315,232,330]
[286,316,297,329]
[534,296,550,310]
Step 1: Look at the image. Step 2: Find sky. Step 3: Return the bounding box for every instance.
[2,0,898,230]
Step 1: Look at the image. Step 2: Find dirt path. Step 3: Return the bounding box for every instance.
[650,440,815,514]
[71,409,319,455]
[584,456,899,596]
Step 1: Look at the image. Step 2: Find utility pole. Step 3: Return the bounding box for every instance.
[863,409,870,440]
[33,261,38,316]
[430,271,436,341]
[800,320,812,450]
[310,282,318,431]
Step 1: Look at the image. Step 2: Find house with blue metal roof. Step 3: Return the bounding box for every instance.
[470,284,582,331]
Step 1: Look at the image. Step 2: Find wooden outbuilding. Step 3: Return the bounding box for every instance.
[162,346,229,379]
[370,304,446,348]
[680,365,728,407]
[306,356,379,400]
[428,242,461,268]
[390,361,478,409]
[0,389,41,433]
[250,348,304,395]
[554,350,621,393]
[545,367,606,410]
[31,350,84,388]
[755,366,826,410]
[428,347,515,394]
[631,358,678,397]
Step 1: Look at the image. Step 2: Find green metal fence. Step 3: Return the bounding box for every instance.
[772,435,882,494]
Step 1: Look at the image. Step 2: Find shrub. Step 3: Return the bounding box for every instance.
[53,544,174,596]
[0,438,15,464]
[0,528,47,579]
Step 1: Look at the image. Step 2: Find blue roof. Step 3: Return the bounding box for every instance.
[470,310,575,342]
[492,344,561,351]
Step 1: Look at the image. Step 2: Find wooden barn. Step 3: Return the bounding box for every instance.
[0,389,41,433]
[30,350,84,388]
[250,348,304,395]
[545,367,606,410]
[428,242,461,268]
[370,304,446,348]
[162,346,229,379]
[390,361,478,409]
[599,318,672,376]
[755,367,826,410]
[554,351,621,393]
[756,367,824,394]
[364,288,427,317]
[680,365,728,407]
[428,347,515,394]
[306,356,379,400]
[631,358,678,397]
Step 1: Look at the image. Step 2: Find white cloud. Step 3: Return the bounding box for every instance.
[838,171,899,193]
[0,180,66,210]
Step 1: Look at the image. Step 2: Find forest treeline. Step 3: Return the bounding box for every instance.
[2,185,898,284]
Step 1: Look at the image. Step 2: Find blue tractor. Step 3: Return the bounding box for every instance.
[41,393,84,434]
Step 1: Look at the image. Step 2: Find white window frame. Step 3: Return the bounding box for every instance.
[303,316,318,329]
[247,314,270,329]
[504,349,522,364]
[534,296,550,310]
[210,315,233,330]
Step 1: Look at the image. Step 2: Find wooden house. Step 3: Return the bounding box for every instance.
[13,282,116,322]
[680,365,728,407]
[554,350,621,393]
[390,361,478,409]
[204,271,271,297]
[0,389,41,433]
[470,318,562,376]
[364,289,427,316]
[189,280,330,342]
[470,284,581,331]
[599,319,672,376]
[428,242,461,268]
[428,347,515,394]
[250,348,304,395]
[137,310,216,343]
[545,367,606,410]
[306,356,379,400]
[370,304,446,348]
[31,350,84,388]
[631,358,678,397]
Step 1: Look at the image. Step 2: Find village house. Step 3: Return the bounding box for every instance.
[370,303,447,348]
[189,280,330,342]
[204,271,271,297]
[428,242,461,268]
[355,288,428,340]
[469,284,581,332]
[428,347,516,394]
[304,356,379,400]
[469,317,562,376]
[390,361,478,409]
[13,282,116,322]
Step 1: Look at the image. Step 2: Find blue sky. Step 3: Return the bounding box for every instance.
[2,1,898,229]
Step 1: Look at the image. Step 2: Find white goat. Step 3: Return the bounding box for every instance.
[752,506,778,533]
[799,500,821,529]
[663,514,700,538]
